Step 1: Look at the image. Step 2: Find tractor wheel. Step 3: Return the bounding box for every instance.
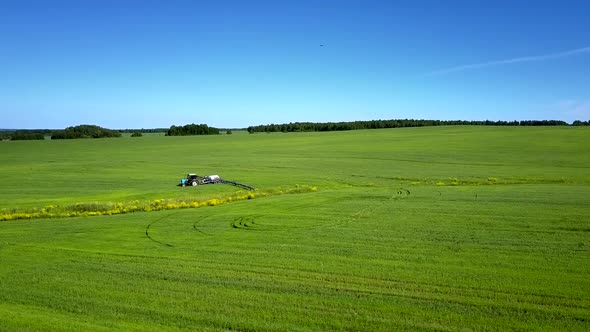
[192,181,198,186]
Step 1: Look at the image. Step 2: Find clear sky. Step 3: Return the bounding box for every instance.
[1,0,589,129]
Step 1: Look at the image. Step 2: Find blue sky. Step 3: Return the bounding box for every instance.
[1,0,589,129]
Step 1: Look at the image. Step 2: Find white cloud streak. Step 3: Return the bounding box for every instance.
[553,100,590,119]
[426,46,590,77]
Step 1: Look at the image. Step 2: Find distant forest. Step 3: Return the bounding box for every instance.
[166,123,220,136]
[119,128,168,134]
[0,124,220,140]
[2,119,590,141]
[247,119,590,133]
[0,129,52,141]
[0,125,122,140]
[51,125,121,139]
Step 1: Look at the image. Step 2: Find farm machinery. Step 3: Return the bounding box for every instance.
[179,174,221,186]
[179,173,255,190]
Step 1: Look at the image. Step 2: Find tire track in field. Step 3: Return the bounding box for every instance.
[192,215,214,235]
[228,189,411,233]
[159,188,412,236]
[229,215,284,232]
[145,212,179,247]
[328,188,410,229]
[322,188,411,230]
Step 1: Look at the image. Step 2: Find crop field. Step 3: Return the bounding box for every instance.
[0,126,589,331]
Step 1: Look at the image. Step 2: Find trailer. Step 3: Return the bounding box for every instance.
[202,175,221,184]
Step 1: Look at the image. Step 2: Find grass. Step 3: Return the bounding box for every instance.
[0,185,315,221]
[0,126,589,331]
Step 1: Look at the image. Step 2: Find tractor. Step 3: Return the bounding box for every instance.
[179,173,200,186]
[179,174,222,187]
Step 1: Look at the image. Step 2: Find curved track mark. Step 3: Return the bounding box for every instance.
[145,213,179,247]
[192,215,213,235]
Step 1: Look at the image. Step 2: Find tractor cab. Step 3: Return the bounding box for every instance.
[180,173,200,186]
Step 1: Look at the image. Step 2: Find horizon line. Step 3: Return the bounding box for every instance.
[1,118,582,131]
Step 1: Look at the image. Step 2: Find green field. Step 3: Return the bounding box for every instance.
[1,126,589,331]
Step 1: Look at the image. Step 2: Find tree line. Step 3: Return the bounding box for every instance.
[1,123,220,140]
[247,119,588,133]
[166,124,220,136]
[2,119,589,141]
[51,125,121,139]
[118,128,168,134]
[1,126,121,140]
[0,129,52,140]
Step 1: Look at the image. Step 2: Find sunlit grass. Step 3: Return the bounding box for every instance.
[0,185,317,221]
[0,126,589,331]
